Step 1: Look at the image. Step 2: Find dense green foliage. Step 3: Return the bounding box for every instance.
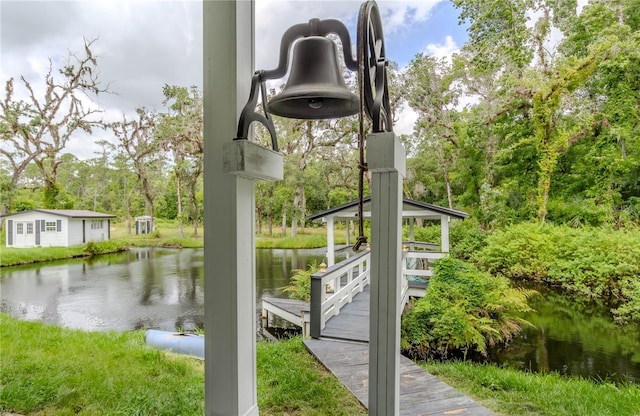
[0,315,365,416]
[83,240,128,256]
[280,261,319,301]
[425,360,640,416]
[473,223,640,324]
[401,257,536,359]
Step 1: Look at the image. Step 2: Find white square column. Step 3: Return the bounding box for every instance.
[440,215,450,253]
[203,2,267,415]
[326,216,335,266]
[367,132,406,415]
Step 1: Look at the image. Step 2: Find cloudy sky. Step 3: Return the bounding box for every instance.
[1,0,468,159]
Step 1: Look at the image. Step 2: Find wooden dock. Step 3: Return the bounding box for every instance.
[304,338,495,415]
[261,296,310,336]
[304,286,496,415]
[263,287,495,415]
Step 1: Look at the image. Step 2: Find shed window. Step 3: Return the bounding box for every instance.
[91,220,104,229]
[26,223,33,234]
[16,223,23,234]
[46,221,56,231]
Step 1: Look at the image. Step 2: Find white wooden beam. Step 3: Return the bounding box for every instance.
[440,215,450,253]
[326,216,335,266]
[409,217,415,250]
[367,132,405,415]
[203,2,260,415]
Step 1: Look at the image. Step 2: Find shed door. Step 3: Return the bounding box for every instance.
[15,221,35,247]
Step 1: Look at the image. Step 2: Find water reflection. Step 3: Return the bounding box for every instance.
[2,248,638,383]
[0,247,328,334]
[1,249,201,331]
[486,284,640,383]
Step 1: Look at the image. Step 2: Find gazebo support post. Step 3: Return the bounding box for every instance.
[408,217,415,250]
[440,215,450,253]
[326,216,335,266]
[368,132,406,415]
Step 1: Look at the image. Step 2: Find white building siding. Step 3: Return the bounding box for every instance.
[3,210,114,248]
[85,219,108,243]
[35,212,67,247]
[67,220,85,246]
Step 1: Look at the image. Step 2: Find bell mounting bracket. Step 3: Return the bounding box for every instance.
[235,17,358,151]
[234,0,392,151]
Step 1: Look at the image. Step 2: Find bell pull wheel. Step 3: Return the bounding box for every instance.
[357,0,392,133]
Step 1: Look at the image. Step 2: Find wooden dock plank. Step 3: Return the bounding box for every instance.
[265,281,494,415]
[304,338,495,416]
[321,286,370,342]
[262,297,309,317]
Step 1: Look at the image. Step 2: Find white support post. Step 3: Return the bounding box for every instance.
[367,132,406,415]
[409,217,415,250]
[440,215,450,253]
[203,2,263,415]
[345,219,350,247]
[326,216,335,266]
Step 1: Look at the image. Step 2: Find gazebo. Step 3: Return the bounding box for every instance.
[308,197,470,266]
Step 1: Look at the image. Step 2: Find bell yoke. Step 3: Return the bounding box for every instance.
[235,17,360,151]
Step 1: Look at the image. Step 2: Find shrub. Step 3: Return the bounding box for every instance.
[83,240,128,256]
[280,261,319,301]
[401,257,536,360]
[450,219,487,260]
[473,223,640,324]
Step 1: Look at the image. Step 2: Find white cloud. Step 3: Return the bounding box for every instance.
[394,102,419,136]
[2,0,460,160]
[425,35,459,60]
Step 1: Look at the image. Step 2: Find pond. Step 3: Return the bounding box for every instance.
[0,247,327,334]
[485,283,640,384]
[1,247,638,383]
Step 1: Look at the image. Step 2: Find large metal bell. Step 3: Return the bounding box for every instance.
[267,36,359,119]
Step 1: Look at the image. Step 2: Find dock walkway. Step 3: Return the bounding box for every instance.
[303,287,495,415]
[304,338,494,415]
[263,286,495,415]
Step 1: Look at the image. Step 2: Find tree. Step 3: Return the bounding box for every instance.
[111,108,163,223]
[403,54,462,209]
[0,38,108,209]
[156,85,203,237]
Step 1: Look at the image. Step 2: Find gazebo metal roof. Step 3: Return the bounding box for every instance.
[308,197,469,222]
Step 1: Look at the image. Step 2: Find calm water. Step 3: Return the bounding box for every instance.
[0,247,326,333]
[485,283,640,383]
[1,248,638,382]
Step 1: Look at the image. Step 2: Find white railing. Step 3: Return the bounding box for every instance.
[309,249,447,338]
[310,250,369,338]
[400,251,447,306]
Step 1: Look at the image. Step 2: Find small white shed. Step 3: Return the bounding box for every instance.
[2,209,116,248]
[134,215,154,235]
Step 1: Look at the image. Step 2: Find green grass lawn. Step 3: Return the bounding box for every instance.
[424,360,640,416]
[0,314,365,416]
[0,222,346,266]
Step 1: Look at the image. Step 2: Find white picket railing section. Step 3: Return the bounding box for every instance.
[400,251,447,306]
[310,250,369,338]
[310,249,447,338]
